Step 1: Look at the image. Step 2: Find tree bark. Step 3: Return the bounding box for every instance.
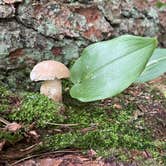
[0,0,165,89]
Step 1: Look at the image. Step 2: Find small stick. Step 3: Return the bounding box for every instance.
[20,142,42,152]
[44,122,80,127]
[0,117,10,125]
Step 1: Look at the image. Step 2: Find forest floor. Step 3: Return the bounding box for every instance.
[0,75,165,166]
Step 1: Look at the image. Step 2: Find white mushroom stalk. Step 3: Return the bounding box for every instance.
[40,79,62,102]
[30,60,70,102]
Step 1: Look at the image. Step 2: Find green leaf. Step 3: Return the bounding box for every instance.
[136,48,166,83]
[70,35,157,102]
[156,1,166,9]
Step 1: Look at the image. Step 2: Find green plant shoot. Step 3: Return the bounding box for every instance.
[70,35,158,102]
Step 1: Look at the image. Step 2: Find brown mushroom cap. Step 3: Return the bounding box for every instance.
[30,60,70,81]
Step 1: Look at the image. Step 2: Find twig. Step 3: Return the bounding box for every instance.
[20,142,42,152]
[44,122,80,127]
[10,150,81,166]
[0,117,10,125]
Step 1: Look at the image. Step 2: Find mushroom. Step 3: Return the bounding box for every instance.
[30,60,70,102]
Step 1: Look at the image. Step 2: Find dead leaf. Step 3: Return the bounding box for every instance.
[87,149,97,159]
[6,122,22,132]
[29,130,40,139]
[0,140,6,151]
[132,110,144,120]
[113,103,122,109]
[39,158,62,166]
[142,150,152,159]
[17,159,36,166]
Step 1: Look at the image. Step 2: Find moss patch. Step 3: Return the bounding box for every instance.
[43,97,165,163]
[9,93,64,128]
[0,83,165,164]
[0,131,23,144]
[0,84,11,113]
[41,82,165,164]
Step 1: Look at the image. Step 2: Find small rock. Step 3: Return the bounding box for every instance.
[0,4,15,18]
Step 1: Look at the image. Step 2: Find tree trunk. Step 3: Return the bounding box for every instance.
[0,0,165,89]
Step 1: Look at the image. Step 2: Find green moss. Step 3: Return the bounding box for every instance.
[0,84,12,113]
[39,85,166,164]
[9,93,64,128]
[0,83,165,164]
[0,131,23,144]
[42,100,164,162]
[156,1,166,9]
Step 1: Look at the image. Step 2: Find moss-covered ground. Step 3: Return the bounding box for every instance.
[0,80,165,165]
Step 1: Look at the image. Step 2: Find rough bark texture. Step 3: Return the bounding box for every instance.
[0,0,166,90]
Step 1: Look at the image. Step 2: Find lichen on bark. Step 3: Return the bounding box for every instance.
[0,0,165,89]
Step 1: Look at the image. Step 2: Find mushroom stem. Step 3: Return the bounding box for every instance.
[40,79,62,102]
